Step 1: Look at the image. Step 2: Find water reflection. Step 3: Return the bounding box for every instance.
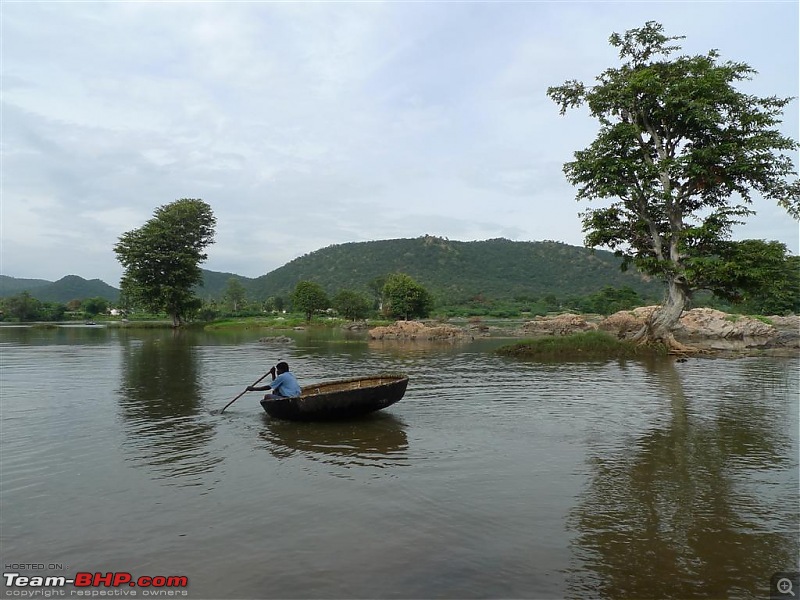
[566,358,798,599]
[118,331,222,486]
[259,413,409,472]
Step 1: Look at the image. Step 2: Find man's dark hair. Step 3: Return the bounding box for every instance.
[276,361,289,374]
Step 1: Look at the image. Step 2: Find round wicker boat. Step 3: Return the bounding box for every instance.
[260,373,409,421]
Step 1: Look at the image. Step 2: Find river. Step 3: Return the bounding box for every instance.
[0,325,797,599]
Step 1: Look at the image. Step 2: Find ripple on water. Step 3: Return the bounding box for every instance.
[1,330,797,600]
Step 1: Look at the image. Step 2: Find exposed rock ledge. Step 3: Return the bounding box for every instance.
[522,308,798,349]
[369,320,470,341]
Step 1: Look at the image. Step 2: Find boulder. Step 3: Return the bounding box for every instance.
[676,308,775,339]
[522,314,597,336]
[598,311,645,338]
[599,306,780,340]
[368,320,469,341]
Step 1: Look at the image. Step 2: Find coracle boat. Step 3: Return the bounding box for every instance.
[260,373,409,421]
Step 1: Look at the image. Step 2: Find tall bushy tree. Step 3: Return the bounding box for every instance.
[222,277,248,313]
[291,281,329,322]
[382,273,433,320]
[333,289,371,321]
[82,297,109,318]
[114,199,216,327]
[3,291,41,321]
[548,22,799,350]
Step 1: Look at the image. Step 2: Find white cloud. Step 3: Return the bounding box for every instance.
[2,1,797,285]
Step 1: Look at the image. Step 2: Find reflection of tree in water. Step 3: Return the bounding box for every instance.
[260,413,409,472]
[118,332,222,485]
[567,358,798,599]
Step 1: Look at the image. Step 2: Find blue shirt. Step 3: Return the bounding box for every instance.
[270,371,301,397]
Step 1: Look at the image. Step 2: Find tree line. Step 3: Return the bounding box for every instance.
[0,292,111,322]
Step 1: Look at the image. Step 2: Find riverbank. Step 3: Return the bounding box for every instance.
[367,309,800,357]
[5,309,797,357]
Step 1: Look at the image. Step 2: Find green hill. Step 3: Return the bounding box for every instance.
[32,275,121,303]
[0,275,51,296]
[196,270,255,300]
[1,237,667,306]
[247,236,664,303]
[0,270,252,304]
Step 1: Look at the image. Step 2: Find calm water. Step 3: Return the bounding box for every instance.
[0,326,797,599]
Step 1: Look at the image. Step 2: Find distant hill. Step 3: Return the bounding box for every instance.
[247,236,664,302]
[1,237,667,305]
[28,275,121,303]
[0,275,51,296]
[196,270,255,300]
[0,270,252,304]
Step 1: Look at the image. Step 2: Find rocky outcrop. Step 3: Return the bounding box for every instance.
[597,307,796,348]
[676,308,775,338]
[368,320,470,341]
[597,311,645,338]
[522,313,598,336]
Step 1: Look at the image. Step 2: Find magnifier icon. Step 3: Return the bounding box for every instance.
[778,578,796,596]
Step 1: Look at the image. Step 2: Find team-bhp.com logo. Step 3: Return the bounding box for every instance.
[3,571,189,595]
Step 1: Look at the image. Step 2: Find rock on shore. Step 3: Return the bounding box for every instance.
[520,308,798,350]
[368,320,470,341]
[522,314,598,336]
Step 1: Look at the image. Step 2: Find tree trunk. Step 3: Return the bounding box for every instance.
[632,277,697,353]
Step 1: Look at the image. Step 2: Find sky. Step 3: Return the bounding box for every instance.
[2,1,799,286]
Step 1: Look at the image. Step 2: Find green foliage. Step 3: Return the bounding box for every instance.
[734,251,799,315]
[0,292,67,322]
[3,291,40,321]
[247,237,664,304]
[0,275,51,296]
[291,281,329,322]
[81,297,109,318]
[0,275,119,303]
[222,277,248,313]
[114,198,216,327]
[263,296,285,313]
[547,21,800,332]
[382,273,433,320]
[683,239,799,312]
[196,300,221,322]
[195,270,254,300]
[567,286,644,315]
[204,315,309,330]
[333,289,371,321]
[496,331,666,360]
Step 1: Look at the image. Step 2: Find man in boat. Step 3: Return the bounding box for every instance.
[247,361,302,400]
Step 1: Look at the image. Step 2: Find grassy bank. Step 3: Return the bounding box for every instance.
[496,330,666,360]
[203,316,393,330]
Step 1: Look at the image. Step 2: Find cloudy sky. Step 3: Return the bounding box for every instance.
[3,1,798,286]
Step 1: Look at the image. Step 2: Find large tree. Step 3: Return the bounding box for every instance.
[222,277,248,314]
[114,199,216,327]
[547,22,799,350]
[332,289,371,321]
[291,281,329,322]
[382,273,433,321]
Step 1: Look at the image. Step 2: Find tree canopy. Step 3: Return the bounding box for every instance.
[382,273,433,320]
[547,21,799,348]
[114,199,216,326]
[333,289,371,321]
[222,277,248,313]
[291,281,329,322]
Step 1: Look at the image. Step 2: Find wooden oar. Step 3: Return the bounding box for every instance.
[220,368,274,414]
